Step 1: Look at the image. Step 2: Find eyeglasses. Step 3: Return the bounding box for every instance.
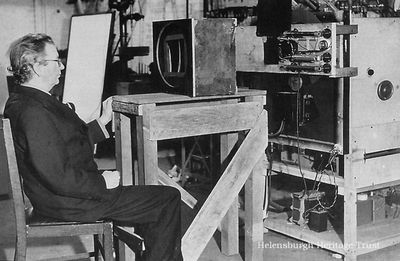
[43,59,63,67]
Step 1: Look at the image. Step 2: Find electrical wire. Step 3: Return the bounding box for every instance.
[296,88,308,197]
[304,150,339,219]
[264,144,274,219]
[294,83,338,220]
[313,163,338,212]
[268,118,286,138]
[312,154,326,190]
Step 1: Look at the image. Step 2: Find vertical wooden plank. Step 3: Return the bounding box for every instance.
[220,132,239,255]
[103,223,114,261]
[114,113,135,261]
[344,154,357,261]
[244,94,267,261]
[181,138,186,174]
[136,115,145,185]
[115,112,133,185]
[136,104,158,185]
[245,155,266,261]
[343,23,357,259]
[3,119,28,261]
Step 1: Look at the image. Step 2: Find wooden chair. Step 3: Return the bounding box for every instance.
[1,118,114,261]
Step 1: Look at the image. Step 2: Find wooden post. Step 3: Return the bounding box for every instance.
[136,104,158,185]
[220,132,239,256]
[245,155,266,261]
[344,154,357,261]
[114,112,135,260]
[115,113,133,186]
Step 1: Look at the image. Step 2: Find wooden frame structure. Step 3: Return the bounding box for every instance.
[112,88,268,261]
[235,18,400,261]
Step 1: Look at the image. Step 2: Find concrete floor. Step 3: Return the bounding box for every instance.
[0,197,337,261]
[2,155,400,260]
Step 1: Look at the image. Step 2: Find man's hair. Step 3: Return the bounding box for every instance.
[8,33,55,84]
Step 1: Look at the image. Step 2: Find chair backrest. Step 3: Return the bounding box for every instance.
[1,118,27,235]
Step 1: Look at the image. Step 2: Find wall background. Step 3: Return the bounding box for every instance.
[0,0,203,113]
[0,0,75,113]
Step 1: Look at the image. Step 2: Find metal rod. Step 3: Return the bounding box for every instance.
[364,148,400,160]
[186,0,189,18]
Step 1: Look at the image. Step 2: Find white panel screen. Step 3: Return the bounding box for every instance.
[62,13,113,123]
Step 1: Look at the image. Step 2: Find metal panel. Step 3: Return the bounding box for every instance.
[350,18,400,128]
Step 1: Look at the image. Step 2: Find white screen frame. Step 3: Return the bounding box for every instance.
[62,12,114,123]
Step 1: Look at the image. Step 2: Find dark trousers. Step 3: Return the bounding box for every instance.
[101,185,183,261]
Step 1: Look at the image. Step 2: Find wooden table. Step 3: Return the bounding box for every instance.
[112,88,268,261]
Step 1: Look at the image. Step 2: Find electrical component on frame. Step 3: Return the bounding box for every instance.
[294,0,395,21]
[278,24,335,75]
[308,209,328,232]
[274,23,356,76]
[288,75,303,91]
[335,0,385,16]
[291,190,325,226]
[301,94,319,125]
[377,80,394,101]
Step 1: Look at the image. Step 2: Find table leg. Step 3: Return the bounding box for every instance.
[114,112,136,261]
[245,155,266,261]
[136,104,158,185]
[115,112,133,186]
[220,133,239,255]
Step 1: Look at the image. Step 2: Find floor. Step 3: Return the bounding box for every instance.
[2,150,400,260]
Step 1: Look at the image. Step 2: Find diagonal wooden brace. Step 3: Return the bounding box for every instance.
[182,110,268,261]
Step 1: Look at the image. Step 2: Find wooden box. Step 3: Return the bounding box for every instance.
[153,18,237,97]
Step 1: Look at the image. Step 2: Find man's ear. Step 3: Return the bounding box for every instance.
[31,62,42,77]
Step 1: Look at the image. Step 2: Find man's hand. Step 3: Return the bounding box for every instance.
[98,97,113,126]
[102,170,121,189]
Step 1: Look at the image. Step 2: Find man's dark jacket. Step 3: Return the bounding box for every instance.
[4,86,121,221]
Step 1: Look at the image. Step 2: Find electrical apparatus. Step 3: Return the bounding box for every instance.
[291,190,325,226]
[237,18,400,182]
[308,209,328,232]
[292,0,399,22]
[278,23,336,75]
[236,1,400,257]
[259,22,358,77]
[153,18,237,97]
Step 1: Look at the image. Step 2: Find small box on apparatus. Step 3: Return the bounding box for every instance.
[308,209,328,232]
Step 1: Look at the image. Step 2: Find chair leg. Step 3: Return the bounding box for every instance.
[103,223,114,261]
[14,234,27,261]
[113,235,120,261]
[94,234,100,261]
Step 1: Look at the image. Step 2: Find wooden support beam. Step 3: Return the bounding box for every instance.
[182,110,267,261]
[157,168,198,209]
[149,102,263,140]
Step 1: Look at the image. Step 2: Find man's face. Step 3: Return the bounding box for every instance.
[38,43,64,91]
